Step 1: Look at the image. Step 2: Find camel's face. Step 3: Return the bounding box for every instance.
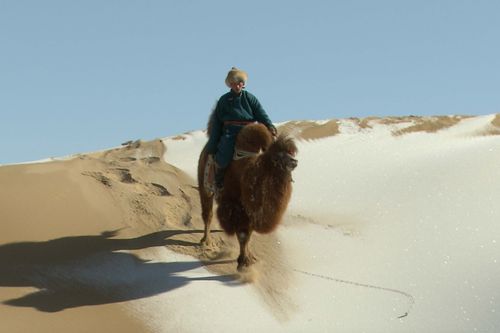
[273,151,298,172]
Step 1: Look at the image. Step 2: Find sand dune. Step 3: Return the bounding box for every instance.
[1,114,499,332]
[0,135,290,332]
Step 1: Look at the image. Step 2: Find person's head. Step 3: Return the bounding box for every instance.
[225,67,248,94]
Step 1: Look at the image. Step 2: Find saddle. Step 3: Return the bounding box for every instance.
[203,148,260,196]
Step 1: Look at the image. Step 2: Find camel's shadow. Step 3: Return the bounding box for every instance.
[0,229,237,312]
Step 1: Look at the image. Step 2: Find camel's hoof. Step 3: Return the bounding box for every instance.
[200,236,212,247]
[237,255,256,272]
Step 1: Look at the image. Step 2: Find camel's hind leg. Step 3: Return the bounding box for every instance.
[200,191,214,246]
[237,229,256,271]
[198,147,215,246]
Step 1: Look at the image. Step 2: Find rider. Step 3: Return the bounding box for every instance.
[206,67,277,192]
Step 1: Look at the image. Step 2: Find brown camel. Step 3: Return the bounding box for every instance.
[198,123,298,271]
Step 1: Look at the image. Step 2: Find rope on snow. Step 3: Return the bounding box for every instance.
[291,268,415,319]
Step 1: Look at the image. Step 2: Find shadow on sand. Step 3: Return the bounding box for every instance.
[0,229,237,312]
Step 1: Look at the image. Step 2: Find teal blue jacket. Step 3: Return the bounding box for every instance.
[206,90,274,154]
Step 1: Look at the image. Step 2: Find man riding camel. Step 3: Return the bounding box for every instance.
[206,67,277,193]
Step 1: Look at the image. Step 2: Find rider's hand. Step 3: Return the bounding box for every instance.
[268,125,278,138]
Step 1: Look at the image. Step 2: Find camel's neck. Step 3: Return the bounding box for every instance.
[259,156,293,186]
[243,155,294,234]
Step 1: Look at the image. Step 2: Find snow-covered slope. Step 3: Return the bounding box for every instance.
[138,115,500,332]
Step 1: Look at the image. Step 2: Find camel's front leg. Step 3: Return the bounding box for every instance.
[201,219,212,246]
[237,229,256,271]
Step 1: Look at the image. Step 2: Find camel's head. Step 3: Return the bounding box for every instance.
[269,135,298,172]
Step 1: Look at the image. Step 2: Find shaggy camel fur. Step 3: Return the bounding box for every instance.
[198,123,298,271]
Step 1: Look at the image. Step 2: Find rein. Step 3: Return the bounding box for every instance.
[233,148,261,160]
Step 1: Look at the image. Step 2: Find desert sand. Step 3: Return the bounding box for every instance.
[0,135,290,332]
[1,114,499,332]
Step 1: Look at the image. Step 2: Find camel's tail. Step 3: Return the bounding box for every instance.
[206,102,218,137]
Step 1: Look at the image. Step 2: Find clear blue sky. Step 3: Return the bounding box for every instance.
[1,0,499,164]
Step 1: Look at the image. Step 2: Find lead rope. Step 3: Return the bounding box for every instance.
[290,267,415,319]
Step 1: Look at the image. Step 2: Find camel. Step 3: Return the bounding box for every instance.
[198,123,298,271]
